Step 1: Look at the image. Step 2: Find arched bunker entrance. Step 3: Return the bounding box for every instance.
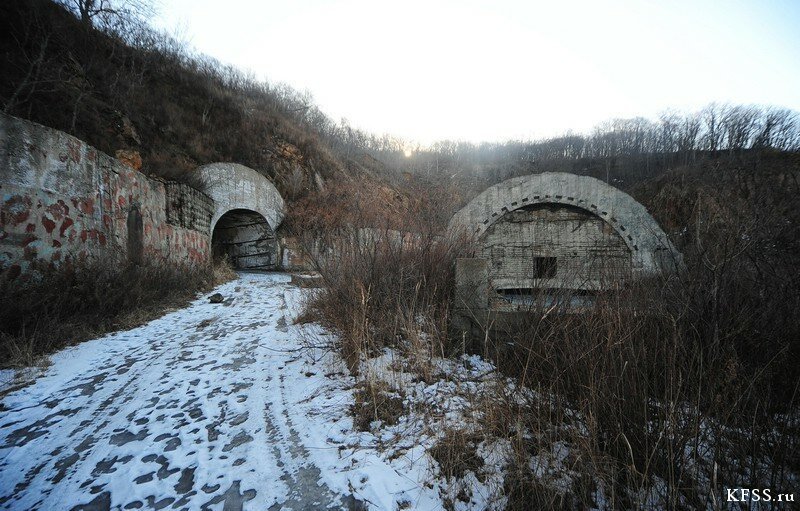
[211,209,278,270]
[481,202,634,295]
[196,162,286,271]
[449,172,683,312]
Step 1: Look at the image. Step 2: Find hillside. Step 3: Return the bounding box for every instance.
[0,0,385,201]
[3,0,800,235]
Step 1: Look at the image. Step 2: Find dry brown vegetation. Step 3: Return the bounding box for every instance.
[0,0,358,196]
[351,379,405,432]
[303,155,799,509]
[429,429,485,480]
[2,2,799,507]
[0,258,234,368]
[298,176,468,372]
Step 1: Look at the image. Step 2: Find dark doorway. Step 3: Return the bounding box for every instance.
[126,206,143,265]
[211,209,277,270]
[532,256,557,278]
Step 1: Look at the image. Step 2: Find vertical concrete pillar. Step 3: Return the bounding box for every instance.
[455,258,489,311]
[452,258,489,348]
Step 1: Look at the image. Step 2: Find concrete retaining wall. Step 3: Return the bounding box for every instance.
[0,113,212,279]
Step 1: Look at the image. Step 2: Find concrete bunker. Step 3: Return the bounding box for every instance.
[211,208,277,270]
[449,172,682,325]
[0,114,289,277]
[483,202,634,296]
[196,162,286,271]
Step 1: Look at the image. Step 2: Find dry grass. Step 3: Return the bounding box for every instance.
[0,257,235,368]
[351,379,405,432]
[304,175,799,509]
[429,429,485,480]
[301,220,466,370]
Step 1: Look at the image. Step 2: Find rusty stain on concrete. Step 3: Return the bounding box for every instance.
[0,113,286,278]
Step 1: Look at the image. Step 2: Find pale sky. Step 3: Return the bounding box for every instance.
[153,0,800,145]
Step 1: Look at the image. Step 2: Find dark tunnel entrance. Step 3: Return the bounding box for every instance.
[211,209,278,270]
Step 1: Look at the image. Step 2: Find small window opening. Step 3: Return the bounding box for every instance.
[533,257,557,278]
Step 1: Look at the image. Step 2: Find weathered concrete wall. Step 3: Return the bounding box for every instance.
[449,172,682,277]
[0,113,211,278]
[213,209,277,270]
[454,258,490,313]
[481,204,632,291]
[196,163,285,237]
[197,162,285,270]
[278,235,316,272]
[164,181,214,233]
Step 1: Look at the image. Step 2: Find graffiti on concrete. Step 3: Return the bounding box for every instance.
[0,113,286,278]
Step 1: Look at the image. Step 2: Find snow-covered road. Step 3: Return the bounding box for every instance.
[0,273,379,510]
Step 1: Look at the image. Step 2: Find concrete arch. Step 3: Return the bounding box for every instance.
[211,208,277,269]
[448,172,682,275]
[196,162,286,236]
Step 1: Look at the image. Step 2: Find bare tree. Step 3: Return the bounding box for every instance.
[56,0,155,29]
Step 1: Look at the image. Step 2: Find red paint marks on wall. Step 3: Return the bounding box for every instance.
[23,243,38,260]
[25,223,36,233]
[46,200,69,220]
[53,240,62,248]
[60,217,74,237]
[2,195,32,225]
[117,195,127,209]
[66,138,82,163]
[42,215,56,234]
[77,199,94,215]
[79,229,104,243]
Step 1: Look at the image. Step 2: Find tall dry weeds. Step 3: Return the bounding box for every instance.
[0,257,234,367]
[302,176,798,509]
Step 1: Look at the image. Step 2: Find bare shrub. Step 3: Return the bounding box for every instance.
[297,177,469,372]
[0,259,228,367]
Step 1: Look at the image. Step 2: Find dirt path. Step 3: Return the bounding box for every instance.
[0,273,365,511]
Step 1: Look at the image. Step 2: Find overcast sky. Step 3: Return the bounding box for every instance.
[154,0,800,145]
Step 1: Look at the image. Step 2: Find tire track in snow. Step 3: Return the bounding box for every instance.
[0,273,359,510]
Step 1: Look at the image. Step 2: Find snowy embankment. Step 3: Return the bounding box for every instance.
[0,272,512,510]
